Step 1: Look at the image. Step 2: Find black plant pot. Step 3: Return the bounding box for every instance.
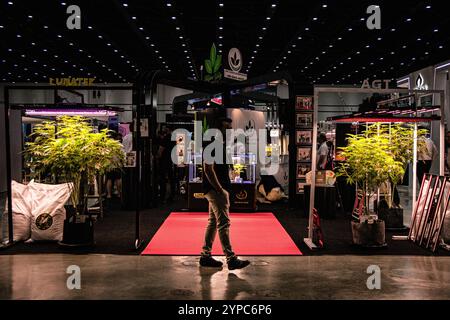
[59,205,95,247]
[351,220,386,247]
[378,206,404,230]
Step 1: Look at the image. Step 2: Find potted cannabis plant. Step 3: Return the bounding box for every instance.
[337,128,404,246]
[364,124,427,229]
[25,116,125,246]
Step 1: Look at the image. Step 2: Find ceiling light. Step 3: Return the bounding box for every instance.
[28,15,33,19]
[426,5,431,9]
[98,35,103,39]
[219,16,223,19]
[391,28,396,31]
[366,45,370,48]
[329,45,333,48]
[298,36,302,40]
[123,3,128,7]
[132,16,137,20]
[406,18,412,22]
[348,28,353,31]
[16,34,21,38]
[139,27,144,30]
[377,37,382,40]
[417,38,421,41]
[176,27,180,30]
[219,3,224,7]
[439,45,443,49]
[8,1,13,5]
[313,17,318,21]
[262,27,266,30]
[292,44,296,47]
[219,26,223,30]
[180,36,184,39]
[322,4,327,8]
[337,37,342,40]
[434,29,439,32]
[266,17,271,20]
[166,3,172,7]
[305,27,309,31]
[88,26,93,29]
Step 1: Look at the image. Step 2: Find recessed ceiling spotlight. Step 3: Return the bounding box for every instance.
[292,44,296,47]
[88,26,93,29]
[439,45,443,49]
[8,1,13,5]
[402,45,407,48]
[298,36,302,40]
[123,3,128,7]
[98,35,103,39]
[17,34,22,38]
[377,37,382,40]
[417,38,421,41]
[219,3,224,7]
[406,18,412,22]
[348,28,353,31]
[366,45,370,48]
[426,5,431,9]
[329,44,333,48]
[391,28,396,31]
[305,27,309,31]
[434,29,439,32]
[166,3,172,7]
[176,27,180,30]
[219,16,223,19]
[266,17,271,20]
[182,43,186,47]
[313,17,318,21]
[338,37,342,40]
[322,4,327,8]
[28,15,33,19]
[139,27,144,30]
[262,27,266,30]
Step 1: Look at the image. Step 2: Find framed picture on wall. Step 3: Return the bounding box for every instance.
[296,130,312,145]
[296,180,306,194]
[297,163,311,179]
[296,113,313,128]
[296,96,313,111]
[297,147,312,162]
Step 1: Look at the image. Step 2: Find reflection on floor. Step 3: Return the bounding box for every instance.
[1,254,450,299]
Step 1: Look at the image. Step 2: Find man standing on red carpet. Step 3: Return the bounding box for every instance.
[200,116,250,270]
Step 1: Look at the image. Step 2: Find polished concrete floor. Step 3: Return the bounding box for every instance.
[1,254,450,300]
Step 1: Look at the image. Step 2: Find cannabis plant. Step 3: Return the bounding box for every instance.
[25,116,125,212]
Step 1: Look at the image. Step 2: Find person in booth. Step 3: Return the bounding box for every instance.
[200,116,250,270]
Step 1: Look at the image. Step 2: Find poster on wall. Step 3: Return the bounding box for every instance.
[296,113,313,128]
[296,180,306,194]
[297,147,312,162]
[140,118,149,137]
[295,96,313,111]
[296,130,312,145]
[297,163,311,179]
[125,151,137,168]
[176,133,186,166]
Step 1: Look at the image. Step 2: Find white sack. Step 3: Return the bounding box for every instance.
[2,181,31,242]
[28,181,72,241]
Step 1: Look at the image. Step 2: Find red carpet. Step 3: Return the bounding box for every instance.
[141,212,302,255]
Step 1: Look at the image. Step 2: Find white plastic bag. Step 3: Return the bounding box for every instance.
[2,181,31,242]
[28,181,72,241]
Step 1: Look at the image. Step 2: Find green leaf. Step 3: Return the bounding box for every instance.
[210,43,217,69]
[213,54,222,73]
[205,59,212,74]
[205,74,213,82]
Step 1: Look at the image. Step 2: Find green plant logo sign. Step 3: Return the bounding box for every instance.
[204,43,222,82]
[36,213,53,230]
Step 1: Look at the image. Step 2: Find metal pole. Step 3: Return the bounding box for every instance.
[412,122,418,223]
[440,91,445,176]
[304,88,318,249]
[4,87,14,245]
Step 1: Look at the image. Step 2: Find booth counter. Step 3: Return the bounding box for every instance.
[187,153,257,211]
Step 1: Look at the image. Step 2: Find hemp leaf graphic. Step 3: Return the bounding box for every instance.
[204,43,222,82]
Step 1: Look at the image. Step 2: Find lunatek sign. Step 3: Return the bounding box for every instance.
[49,77,96,86]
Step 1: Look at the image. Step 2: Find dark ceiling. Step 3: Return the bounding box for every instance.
[1,0,449,86]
